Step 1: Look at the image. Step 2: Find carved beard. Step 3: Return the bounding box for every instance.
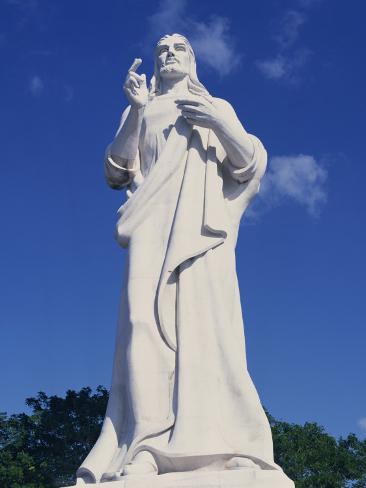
[159,63,186,77]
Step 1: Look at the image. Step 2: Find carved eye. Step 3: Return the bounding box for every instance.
[159,47,168,54]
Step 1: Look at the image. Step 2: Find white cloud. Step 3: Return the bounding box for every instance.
[256,55,287,81]
[274,10,307,49]
[147,0,239,76]
[258,154,328,216]
[188,17,240,76]
[256,49,311,82]
[358,418,366,431]
[29,75,44,96]
[256,1,321,83]
[148,0,186,34]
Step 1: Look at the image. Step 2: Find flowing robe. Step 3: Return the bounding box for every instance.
[77,95,279,483]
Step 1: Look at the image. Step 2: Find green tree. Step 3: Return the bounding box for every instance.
[0,388,365,487]
[267,411,366,487]
[0,387,108,487]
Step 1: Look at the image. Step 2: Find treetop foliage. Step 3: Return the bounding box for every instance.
[0,388,365,488]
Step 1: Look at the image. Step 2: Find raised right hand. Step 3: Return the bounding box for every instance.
[123,58,148,108]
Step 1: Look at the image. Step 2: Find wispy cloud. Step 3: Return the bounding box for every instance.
[256,56,287,81]
[147,0,239,76]
[29,75,44,97]
[250,154,327,218]
[148,0,185,33]
[358,418,366,432]
[257,49,311,83]
[188,16,240,76]
[256,1,321,83]
[274,10,307,49]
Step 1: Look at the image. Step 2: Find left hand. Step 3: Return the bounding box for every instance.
[175,97,223,129]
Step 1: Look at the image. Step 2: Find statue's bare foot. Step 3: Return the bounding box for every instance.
[225,457,261,470]
[122,451,158,476]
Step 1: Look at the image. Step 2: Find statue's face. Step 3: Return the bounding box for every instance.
[156,35,190,79]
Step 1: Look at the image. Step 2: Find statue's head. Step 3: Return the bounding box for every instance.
[149,33,211,99]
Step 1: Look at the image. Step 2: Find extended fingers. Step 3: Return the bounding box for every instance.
[175,98,202,107]
[128,58,142,73]
[181,110,198,117]
[180,106,202,115]
[181,111,206,120]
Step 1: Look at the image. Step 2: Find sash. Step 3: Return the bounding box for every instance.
[156,130,230,351]
[116,118,231,352]
[115,116,193,248]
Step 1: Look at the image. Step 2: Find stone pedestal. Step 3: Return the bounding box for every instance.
[64,469,295,488]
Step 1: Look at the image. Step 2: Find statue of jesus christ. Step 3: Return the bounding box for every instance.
[75,34,294,488]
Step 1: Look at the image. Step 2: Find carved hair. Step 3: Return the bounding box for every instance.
[149,34,212,101]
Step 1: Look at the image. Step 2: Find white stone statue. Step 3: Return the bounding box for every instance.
[72,34,294,488]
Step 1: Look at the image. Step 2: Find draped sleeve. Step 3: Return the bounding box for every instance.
[223,134,267,183]
[205,101,268,226]
[211,99,267,185]
[104,106,140,190]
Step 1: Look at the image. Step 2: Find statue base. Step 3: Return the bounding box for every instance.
[64,469,294,488]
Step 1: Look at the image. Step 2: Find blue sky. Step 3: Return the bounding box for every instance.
[0,0,365,441]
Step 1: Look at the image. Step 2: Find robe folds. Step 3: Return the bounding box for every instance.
[77,106,281,484]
